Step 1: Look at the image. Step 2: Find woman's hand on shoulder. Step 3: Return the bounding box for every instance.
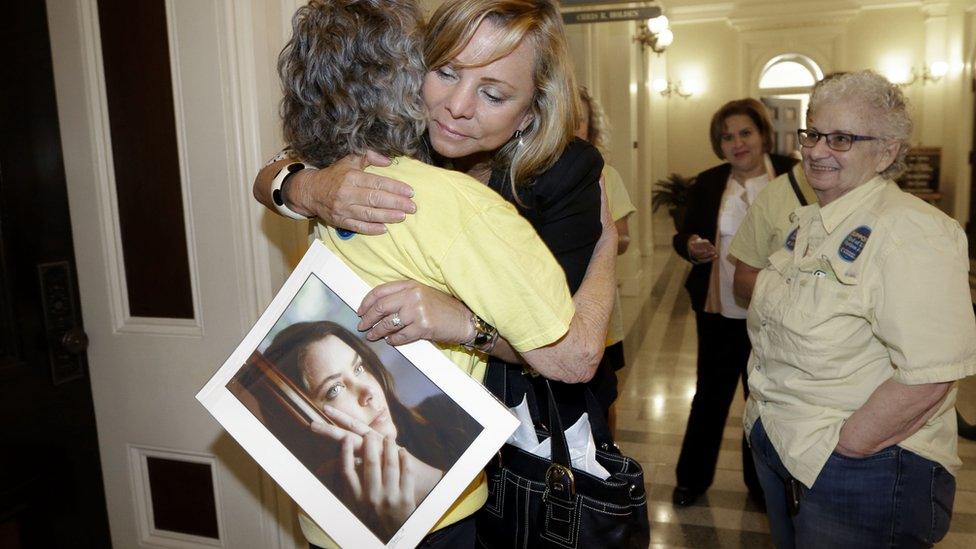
[298,151,418,235]
[357,280,475,346]
[257,151,418,235]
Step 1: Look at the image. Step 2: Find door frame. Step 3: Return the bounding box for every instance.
[45,0,305,547]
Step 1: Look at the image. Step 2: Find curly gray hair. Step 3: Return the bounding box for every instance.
[808,70,912,179]
[278,0,429,167]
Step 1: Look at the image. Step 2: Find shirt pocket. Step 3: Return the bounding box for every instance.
[774,266,869,373]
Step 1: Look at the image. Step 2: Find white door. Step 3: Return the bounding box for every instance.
[46,0,300,547]
[761,96,804,157]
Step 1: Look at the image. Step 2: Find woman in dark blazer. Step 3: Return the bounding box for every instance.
[671,98,797,509]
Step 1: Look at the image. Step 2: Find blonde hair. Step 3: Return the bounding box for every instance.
[424,0,580,191]
[809,70,912,180]
[578,86,610,154]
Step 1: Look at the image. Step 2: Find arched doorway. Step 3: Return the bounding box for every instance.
[758,54,823,156]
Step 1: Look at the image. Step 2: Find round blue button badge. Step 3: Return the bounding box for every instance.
[838,225,871,262]
[785,227,798,251]
[335,228,357,240]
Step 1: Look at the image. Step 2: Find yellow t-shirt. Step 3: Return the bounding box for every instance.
[744,176,976,488]
[603,165,635,346]
[728,164,816,269]
[605,165,636,223]
[300,156,576,547]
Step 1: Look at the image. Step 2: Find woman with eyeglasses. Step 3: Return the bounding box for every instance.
[745,70,976,547]
[670,98,796,509]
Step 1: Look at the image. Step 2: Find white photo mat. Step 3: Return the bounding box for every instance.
[197,241,519,548]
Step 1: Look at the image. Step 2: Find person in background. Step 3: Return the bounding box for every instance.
[730,163,814,302]
[746,70,975,548]
[731,74,846,303]
[576,86,636,433]
[671,98,797,508]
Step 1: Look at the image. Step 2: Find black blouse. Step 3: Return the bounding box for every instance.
[487,138,608,427]
[487,138,604,293]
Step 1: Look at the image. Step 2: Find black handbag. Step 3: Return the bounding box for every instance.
[476,363,650,549]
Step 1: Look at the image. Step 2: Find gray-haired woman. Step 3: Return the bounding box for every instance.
[746,69,976,547]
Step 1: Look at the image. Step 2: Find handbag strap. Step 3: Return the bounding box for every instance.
[484,360,543,422]
[787,168,808,206]
[582,387,615,448]
[486,360,613,460]
[544,380,571,468]
[483,359,506,400]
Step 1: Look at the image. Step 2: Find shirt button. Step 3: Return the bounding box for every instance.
[761,320,767,327]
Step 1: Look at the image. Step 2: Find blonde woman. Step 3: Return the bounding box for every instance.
[255,0,616,425]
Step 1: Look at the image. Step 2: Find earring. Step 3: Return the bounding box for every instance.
[513,129,524,147]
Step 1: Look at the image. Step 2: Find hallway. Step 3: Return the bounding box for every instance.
[613,211,976,548]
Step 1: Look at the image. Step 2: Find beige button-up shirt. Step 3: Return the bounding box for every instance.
[744,176,976,488]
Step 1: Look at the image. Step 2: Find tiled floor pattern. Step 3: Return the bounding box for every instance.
[612,212,976,548]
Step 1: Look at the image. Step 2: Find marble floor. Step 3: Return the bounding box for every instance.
[613,212,976,548]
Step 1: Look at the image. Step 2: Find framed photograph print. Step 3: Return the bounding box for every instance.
[196,241,519,548]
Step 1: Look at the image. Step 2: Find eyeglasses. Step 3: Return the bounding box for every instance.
[796,129,878,152]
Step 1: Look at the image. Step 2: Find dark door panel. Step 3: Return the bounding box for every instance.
[0,1,111,547]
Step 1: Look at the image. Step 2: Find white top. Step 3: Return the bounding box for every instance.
[716,155,774,319]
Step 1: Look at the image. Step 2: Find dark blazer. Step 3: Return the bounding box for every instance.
[489,137,604,293]
[672,154,797,311]
[487,138,608,425]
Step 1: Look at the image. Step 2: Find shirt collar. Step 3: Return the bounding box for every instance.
[817,175,887,234]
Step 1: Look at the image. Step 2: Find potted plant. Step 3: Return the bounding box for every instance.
[651,173,696,230]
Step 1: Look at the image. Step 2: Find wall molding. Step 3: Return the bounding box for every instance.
[669,0,924,27]
[739,25,842,96]
[220,0,301,547]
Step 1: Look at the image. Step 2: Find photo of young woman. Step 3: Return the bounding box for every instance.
[226,276,481,543]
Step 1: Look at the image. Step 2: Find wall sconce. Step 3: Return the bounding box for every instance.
[652,78,697,98]
[891,61,949,86]
[635,14,673,54]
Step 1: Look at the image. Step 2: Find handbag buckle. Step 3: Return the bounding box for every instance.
[545,463,575,500]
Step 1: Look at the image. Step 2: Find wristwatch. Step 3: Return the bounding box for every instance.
[271,161,315,220]
[462,313,498,353]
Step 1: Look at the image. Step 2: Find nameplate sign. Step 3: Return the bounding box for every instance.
[897,147,940,193]
[562,6,661,25]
